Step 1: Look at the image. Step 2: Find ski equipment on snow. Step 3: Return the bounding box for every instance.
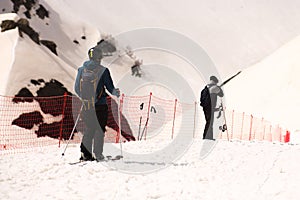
[69,155,123,165]
[61,104,83,157]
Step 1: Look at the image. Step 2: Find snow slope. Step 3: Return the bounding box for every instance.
[3,0,299,129]
[0,13,19,95]
[224,35,300,131]
[61,0,300,79]
[0,1,100,95]
[0,140,299,200]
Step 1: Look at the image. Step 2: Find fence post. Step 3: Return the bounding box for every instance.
[59,92,68,148]
[171,99,178,139]
[270,125,273,142]
[261,118,265,141]
[285,131,290,143]
[116,94,124,143]
[144,92,152,140]
[249,115,253,141]
[279,127,282,142]
[231,110,234,140]
[240,112,245,140]
[193,101,197,138]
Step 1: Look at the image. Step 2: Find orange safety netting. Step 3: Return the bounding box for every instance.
[0,93,290,155]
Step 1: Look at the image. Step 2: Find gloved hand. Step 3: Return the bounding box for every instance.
[114,88,120,97]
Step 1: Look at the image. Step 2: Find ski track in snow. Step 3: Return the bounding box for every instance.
[1,140,300,200]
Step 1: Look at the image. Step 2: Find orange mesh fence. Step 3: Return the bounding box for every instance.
[0,93,290,155]
[218,109,289,143]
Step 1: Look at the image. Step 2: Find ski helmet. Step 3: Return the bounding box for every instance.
[88,47,103,61]
[210,75,219,84]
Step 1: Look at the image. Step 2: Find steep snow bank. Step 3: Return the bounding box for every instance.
[225,35,300,131]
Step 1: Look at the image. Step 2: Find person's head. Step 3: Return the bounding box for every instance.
[88,47,103,62]
[210,76,219,84]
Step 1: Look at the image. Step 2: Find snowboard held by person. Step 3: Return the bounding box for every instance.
[200,76,224,140]
[74,47,120,162]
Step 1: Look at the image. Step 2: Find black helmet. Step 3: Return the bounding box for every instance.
[88,47,103,61]
[210,76,219,84]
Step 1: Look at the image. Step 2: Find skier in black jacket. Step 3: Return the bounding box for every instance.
[74,47,119,161]
[200,76,224,140]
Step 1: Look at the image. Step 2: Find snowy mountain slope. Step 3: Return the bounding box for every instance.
[0,0,100,95]
[1,0,299,130]
[0,13,19,95]
[4,31,76,96]
[224,35,300,131]
[27,0,100,67]
[61,0,300,79]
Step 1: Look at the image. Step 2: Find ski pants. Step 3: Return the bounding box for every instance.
[203,106,214,140]
[80,104,108,158]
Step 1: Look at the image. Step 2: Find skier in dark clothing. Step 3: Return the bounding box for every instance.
[200,76,224,140]
[74,47,120,161]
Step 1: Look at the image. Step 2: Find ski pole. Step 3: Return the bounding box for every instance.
[62,104,83,156]
[139,118,149,140]
[137,116,142,141]
[118,94,124,159]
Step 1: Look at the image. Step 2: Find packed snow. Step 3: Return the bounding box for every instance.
[1,140,300,200]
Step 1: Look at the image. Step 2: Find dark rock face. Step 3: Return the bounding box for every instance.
[0,20,17,32]
[10,0,49,20]
[11,0,36,18]
[35,122,60,138]
[24,10,31,19]
[40,40,57,55]
[12,111,43,129]
[23,0,36,11]
[17,18,40,44]
[0,18,38,43]
[38,79,45,83]
[36,4,49,19]
[13,87,34,103]
[36,79,71,97]
[11,0,26,13]
[34,79,72,117]
[0,18,58,55]
[5,1,57,55]
[12,79,78,140]
[30,79,41,86]
[11,79,135,142]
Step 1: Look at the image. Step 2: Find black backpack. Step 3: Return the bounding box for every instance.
[200,86,211,107]
[79,67,103,109]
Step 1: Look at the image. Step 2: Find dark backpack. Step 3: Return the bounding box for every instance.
[79,67,103,109]
[200,86,211,107]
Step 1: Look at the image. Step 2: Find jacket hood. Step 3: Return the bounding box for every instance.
[83,60,100,70]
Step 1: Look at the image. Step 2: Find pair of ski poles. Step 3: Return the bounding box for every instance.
[137,116,149,141]
[61,96,123,158]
